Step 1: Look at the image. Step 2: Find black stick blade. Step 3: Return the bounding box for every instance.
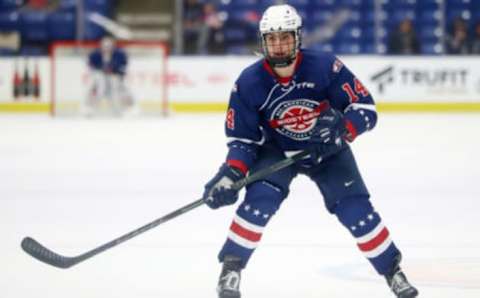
[21,237,77,269]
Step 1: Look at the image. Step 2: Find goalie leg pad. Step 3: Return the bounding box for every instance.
[333,195,400,275]
[88,71,107,102]
[218,179,288,268]
[111,76,134,109]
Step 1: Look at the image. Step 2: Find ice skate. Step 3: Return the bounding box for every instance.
[217,255,242,298]
[385,255,418,298]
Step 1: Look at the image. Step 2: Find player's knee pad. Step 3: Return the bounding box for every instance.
[333,195,381,235]
[238,180,288,226]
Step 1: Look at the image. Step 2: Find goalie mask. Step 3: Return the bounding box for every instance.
[259,4,302,68]
[100,36,115,54]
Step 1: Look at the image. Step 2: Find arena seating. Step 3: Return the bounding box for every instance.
[0,0,479,55]
[0,0,112,55]
[218,0,478,55]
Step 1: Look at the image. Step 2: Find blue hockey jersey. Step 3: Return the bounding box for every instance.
[225,49,377,173]
[88,48,128,75]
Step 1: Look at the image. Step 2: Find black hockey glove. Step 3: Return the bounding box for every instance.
[308,107,349,164]
[203,163,245,209]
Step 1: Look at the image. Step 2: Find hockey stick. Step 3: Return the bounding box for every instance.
[21,149,311,269]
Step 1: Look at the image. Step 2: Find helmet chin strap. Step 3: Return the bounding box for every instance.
[266,52,296,68]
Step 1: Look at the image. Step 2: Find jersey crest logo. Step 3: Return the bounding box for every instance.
[226,108,235,130]
[269,99,328,140]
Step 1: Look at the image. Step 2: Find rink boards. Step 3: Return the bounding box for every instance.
[1,55,480,113]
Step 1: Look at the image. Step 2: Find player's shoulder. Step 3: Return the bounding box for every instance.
[236,57,266,86]
[89,48,101,57]
[88,49,101,64]
[300,49,342,74]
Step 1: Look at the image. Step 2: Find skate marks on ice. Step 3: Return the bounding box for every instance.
[407,257,480,289]
[320,256,480,290]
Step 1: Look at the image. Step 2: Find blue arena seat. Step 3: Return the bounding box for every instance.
[337,0,363,9]
[84,0,111,12]
[309,42,334,53]
[334,25,363,41]
[295,8,309,24]
[446,9,471,23]
[207,0,472,55]
[311,0,335,11]
[446,0,472,10]
[362,27,377,42]
[363,10,387,25]
[360,0,376,10]
[228,9,252,23]
[58,0,77,12]
[419,25,441,42]
[334,41,361,54]
[228,0,258,9]
[310,11,334,25]
[418,0,441,9]
[419,9,441,25]
[472,1,480,9]
[258,0,278,10]
[20,11,49,42]
[344,9,362,25]
[224,27,249,43]
[421,42,443,55]
[385,0,417,9]
[0,0,21,10]
[226,45,251,55]
[473,12,480,24]
[362,43,380,54]
[285,0,310,9]
[83,12,105,40]
[390,9,417,23]
[48,12,75,41]
[0,11,19,31]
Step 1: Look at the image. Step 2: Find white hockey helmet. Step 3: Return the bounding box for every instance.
[259,4,302,67]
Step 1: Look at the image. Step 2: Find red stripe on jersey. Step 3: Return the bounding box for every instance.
[230,221,262,242]
[357,227,389,252]
[227,159,248,175]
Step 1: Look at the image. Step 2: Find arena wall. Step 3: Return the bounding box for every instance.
[1,56,480,113]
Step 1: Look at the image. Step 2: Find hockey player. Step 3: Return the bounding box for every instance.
[202,4,419,298]
[85,35,134,116]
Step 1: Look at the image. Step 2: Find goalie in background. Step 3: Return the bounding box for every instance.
[84,36,136,117]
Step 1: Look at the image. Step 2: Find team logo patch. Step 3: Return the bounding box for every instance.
[333,59,344,73]
[269,99,329,140]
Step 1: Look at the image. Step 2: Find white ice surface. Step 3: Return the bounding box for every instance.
[1,113,479,298]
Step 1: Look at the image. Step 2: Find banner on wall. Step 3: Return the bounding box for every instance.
[166,56,256,103]
[1,55,480,106]
[345,56,480,102]
[166,56,480,103]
